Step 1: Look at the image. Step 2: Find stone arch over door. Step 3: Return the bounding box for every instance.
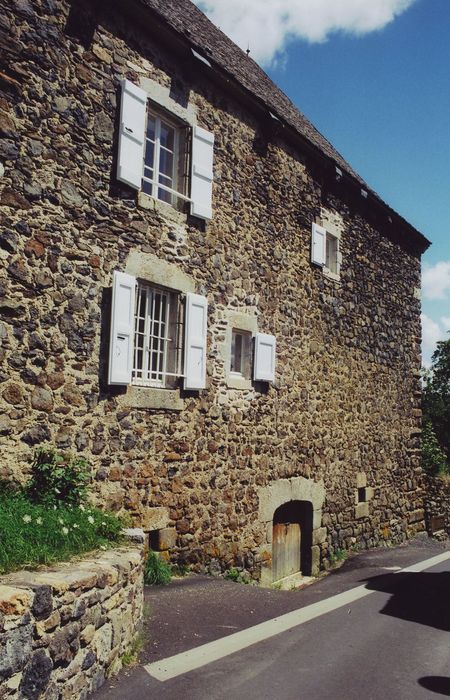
[257,477,325,586]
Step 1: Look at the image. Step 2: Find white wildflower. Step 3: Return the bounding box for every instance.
[88,516,94,525]
[79,504,85,512]
[73,524,78,529]
[101,521,106,526]
[62,526,69,535]
[22,514,32,524]
[36,517,43,525]
[58,518,64,525]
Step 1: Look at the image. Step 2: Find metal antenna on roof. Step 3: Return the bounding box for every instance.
[246,43,250,56]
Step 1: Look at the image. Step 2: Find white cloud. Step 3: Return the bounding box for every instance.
[441,317,450,333]
[422,261,450,301]
[195,0,417,65]
[421,313,447,367]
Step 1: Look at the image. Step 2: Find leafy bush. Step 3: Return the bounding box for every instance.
[0,491,122,574]
[26,447,90,507]
[144,551,171,585]
[422,421,449,477]
[422,337,450,470]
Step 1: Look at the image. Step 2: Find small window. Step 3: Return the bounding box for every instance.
[132,282,182,388]
[142,109,188,209]
[325,232,338,275]
[230,330,252,379]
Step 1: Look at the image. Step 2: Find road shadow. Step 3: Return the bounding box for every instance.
[418,677,450,696]
[362,570,450,632]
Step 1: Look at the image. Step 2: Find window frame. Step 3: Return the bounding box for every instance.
[131,280,183,390]
[325,231,339,276]
[141,108,190,209]
[229,329,252,380]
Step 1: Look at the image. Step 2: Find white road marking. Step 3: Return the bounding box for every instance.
[145,550,450,682]
[383,566,402,571]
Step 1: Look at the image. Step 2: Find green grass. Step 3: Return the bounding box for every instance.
[144,551,172,585]
[0,492,123,574]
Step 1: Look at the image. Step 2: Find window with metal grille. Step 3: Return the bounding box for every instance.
[132,283,182,388]
[142,110,189,208]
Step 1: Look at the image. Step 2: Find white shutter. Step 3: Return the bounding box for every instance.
[184,293,208,390]
[254,333,276,382]
[311,223,326,266]
[108,271,136,385]
[117,79,147,189]
[190,125,214,220]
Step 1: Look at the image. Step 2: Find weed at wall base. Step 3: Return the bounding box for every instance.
[144,551,172,585]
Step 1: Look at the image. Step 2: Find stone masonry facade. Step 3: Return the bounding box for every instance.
[0,544,144,700]
[0,0,428,582]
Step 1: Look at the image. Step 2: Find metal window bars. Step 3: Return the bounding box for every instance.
[133,286,184,386]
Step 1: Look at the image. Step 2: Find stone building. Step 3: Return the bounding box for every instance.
[0,0,429,584]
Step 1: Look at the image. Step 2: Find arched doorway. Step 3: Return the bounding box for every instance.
[272,500,313,581]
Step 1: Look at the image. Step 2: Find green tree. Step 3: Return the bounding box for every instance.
[422,336,450,473]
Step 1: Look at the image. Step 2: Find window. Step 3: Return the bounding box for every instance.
[141,110,188,208]
[108,270,208,390]
[311,222,341,279]
[325,232,338,275]
[230,330,252,379]
[116,79,215,220]
[132,283,182,388]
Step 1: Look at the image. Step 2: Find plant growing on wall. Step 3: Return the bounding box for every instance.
[26,447,90,507]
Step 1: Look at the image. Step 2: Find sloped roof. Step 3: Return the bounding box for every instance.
[135,0,429,250]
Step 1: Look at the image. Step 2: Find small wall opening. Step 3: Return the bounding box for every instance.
[272,500,313,580]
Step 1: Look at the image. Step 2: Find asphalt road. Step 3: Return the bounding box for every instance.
[93,537,450,700]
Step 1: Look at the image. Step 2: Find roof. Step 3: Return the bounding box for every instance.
[134,0,430,252]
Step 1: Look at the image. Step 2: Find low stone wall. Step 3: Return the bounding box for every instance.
[0,544,144,700]
[424,475,450,540]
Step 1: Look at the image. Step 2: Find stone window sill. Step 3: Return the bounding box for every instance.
[137,192,188,225]
[322,267,340,282]
[226,374,252,390]
[118,385,184,411]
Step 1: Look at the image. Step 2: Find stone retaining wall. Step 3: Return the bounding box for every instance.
[0,545,144,700]
[424,475,450,540]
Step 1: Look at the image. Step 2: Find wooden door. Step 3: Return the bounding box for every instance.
[272,521,301,581]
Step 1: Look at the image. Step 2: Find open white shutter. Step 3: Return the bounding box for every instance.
[108,271,136,385]
[184,293,208,390]
[311,223,326,266]
[190,126,214,220]
[117,79,147,189]
[254,333,276,382]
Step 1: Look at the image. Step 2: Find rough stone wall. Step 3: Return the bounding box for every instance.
[0,545,144,699]
[0,0,425,577]
[424,475,450,540]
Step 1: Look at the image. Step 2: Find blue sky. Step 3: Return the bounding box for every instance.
[197,0,450,366]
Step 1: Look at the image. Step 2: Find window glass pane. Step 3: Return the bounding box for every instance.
[146,116,156,141]
[142,179,152,196]
[160,122,174,150]
[144,141,155,169]
[158,186,172,204]
[231,332,243,374]
[159,149,174,179]
[326,234,338,274]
